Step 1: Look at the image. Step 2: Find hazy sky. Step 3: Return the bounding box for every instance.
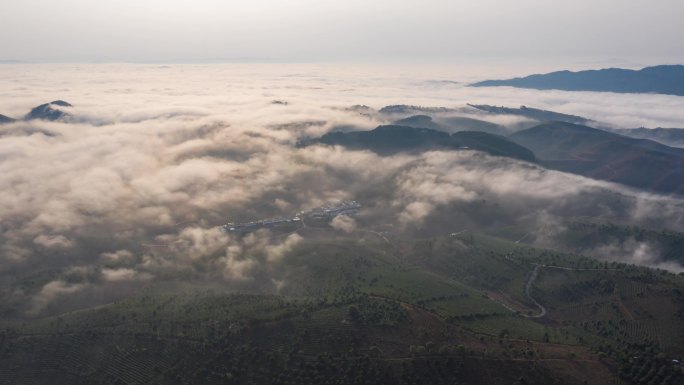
[1,0,684,64]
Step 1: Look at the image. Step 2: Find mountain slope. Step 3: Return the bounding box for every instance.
[509,122,684,194]
[610,127,684,148]
[472,65,684,96]
[0,114,16,124]
[394,114,508,136]
[310,125,536,162]
[2,101,74,124]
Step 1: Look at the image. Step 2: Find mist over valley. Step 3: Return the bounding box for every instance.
[2,63,684,385]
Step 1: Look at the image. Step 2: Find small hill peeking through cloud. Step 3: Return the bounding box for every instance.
[305,124,536,162]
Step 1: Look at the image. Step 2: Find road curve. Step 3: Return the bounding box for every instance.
[525,264,547,318]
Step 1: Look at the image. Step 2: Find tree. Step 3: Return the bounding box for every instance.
[542,332,550,343]
[348,305,360,322]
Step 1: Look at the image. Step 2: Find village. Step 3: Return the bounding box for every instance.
[222,200,361,234]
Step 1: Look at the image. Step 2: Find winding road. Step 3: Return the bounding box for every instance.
[524,264,547,318]
[499,233,624,319]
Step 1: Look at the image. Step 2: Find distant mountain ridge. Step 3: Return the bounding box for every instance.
[472,65,684,96]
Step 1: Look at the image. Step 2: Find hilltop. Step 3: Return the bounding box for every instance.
[0,100,73,124]
[306,124,536,162]
[25,100,73,121]
[393,114,508,136]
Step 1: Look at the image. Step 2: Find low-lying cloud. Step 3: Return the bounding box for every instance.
[591,239,684,273]
[2,63,684,317]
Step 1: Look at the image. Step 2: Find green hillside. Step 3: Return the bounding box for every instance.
[2,231,683,385]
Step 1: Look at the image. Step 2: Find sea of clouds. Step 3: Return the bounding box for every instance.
[1,63,684,316]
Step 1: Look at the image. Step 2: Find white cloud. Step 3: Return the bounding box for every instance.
[33,234,74,250]
[2,64,684,315]
[331,215,357,233]
[101,268,153,282]
[28,280,87,316]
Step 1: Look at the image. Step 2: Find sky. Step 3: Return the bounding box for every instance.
[1,0,684,64]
